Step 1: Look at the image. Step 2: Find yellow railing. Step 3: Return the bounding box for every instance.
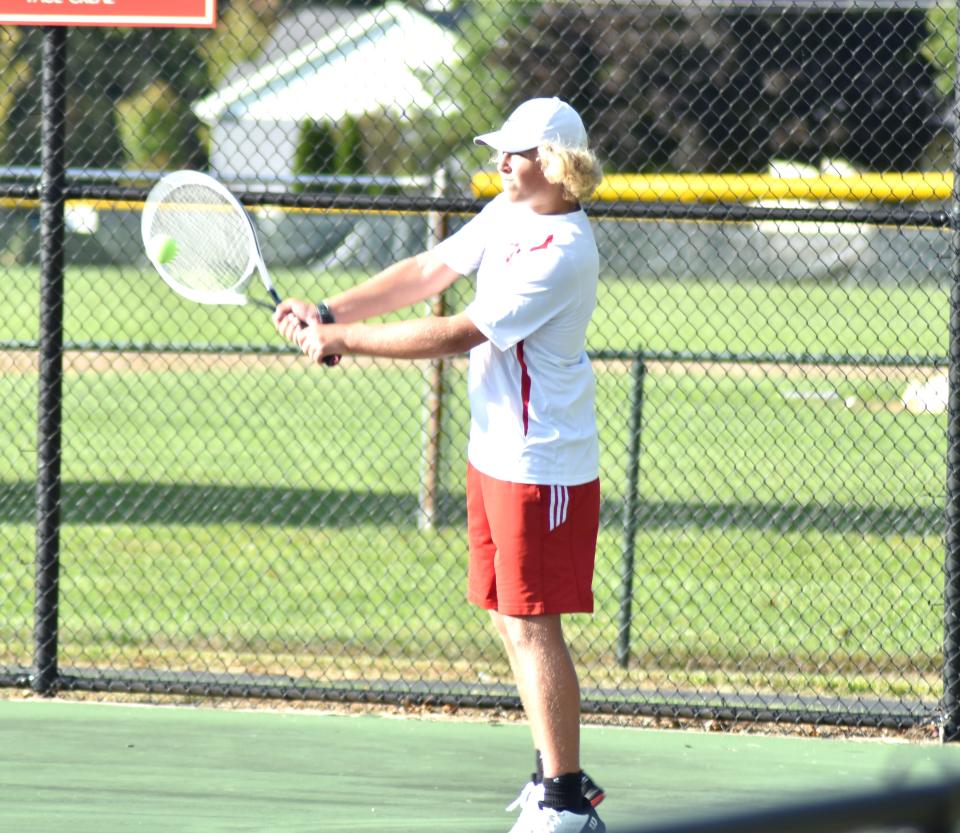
[470,171,953,203]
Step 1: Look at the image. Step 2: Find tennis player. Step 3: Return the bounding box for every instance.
[275,97,605,833]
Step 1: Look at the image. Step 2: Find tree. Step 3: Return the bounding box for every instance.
[200,0,282,88]
[0,28,35,166]
[115,81,206,170]
[423,0,534,178]
[501,4,943,173]
[0,1,288,171]
[924,0,956,99]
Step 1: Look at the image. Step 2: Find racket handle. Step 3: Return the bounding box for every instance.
[315,301,341,367]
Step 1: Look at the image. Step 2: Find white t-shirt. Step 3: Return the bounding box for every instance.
[434,194,599,486]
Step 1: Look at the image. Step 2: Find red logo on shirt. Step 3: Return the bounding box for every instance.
[505,234,554,264]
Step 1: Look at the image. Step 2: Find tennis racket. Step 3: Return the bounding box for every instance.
[141,170,339,366]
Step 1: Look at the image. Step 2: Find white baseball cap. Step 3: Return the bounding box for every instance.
[474,97,588,153]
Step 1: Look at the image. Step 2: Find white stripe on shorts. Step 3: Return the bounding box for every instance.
[549,485,569,531]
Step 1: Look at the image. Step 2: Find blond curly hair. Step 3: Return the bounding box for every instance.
[537,141,603,203]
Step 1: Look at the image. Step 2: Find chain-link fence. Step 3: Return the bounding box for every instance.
[1,0,957,733]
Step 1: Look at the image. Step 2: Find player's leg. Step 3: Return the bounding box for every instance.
[467,466,605,831]
[490,610,545,753]
[498,613,604,832]
[493,611,605,833]
[484,505,605,805]
[494,619,546,833]
[499,613,581,778]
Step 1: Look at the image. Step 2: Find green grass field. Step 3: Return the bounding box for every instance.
[0,260,949,708]
[2,258,950,358]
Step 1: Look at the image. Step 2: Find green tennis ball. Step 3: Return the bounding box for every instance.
[150,234,178,265]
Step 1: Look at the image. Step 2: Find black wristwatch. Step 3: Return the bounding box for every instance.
[316,301,336,324]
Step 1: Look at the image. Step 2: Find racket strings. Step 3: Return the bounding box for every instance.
[148,184,254,299]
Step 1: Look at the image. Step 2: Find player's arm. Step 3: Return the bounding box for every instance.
[325,249,460,324]
[287,311,486,365]
[273,249,459,332]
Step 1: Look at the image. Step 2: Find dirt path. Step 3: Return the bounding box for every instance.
[1,348,943,386]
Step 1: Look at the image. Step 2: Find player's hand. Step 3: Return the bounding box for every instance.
[273,298,317,342]
[295,321,344,366]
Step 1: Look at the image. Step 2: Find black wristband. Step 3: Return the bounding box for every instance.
[316,301,336,324]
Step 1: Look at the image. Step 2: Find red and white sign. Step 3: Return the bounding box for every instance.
[0,0,215,27]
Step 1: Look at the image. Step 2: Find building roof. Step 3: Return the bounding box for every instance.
[194,2,459,125]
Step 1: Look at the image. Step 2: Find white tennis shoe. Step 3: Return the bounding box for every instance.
[529,806,606,833]
[506,780,545,833]
[506,782,606,833]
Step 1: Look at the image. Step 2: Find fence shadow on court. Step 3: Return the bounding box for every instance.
[0,480,943,536]
[621,777,960,833]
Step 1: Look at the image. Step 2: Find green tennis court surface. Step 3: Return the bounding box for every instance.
[3,700,960,832]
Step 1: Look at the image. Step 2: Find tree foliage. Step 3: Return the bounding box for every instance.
[0,28,34,166]
[501,4,945,173]
[115,81,206,170]
[0,2,949,177]
[924,0,956,98]
[201,0,282,88]
[425,0,532,174]
[0,0,280,171]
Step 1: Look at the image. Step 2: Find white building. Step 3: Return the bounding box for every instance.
[193,2,460,187]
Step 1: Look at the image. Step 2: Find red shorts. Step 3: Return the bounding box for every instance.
[466,462,600,616]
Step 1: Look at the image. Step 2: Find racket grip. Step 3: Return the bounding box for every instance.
[316,301,341,367]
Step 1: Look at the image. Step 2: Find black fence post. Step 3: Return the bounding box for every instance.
[617,355,647,668]
[32,25,68,697]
